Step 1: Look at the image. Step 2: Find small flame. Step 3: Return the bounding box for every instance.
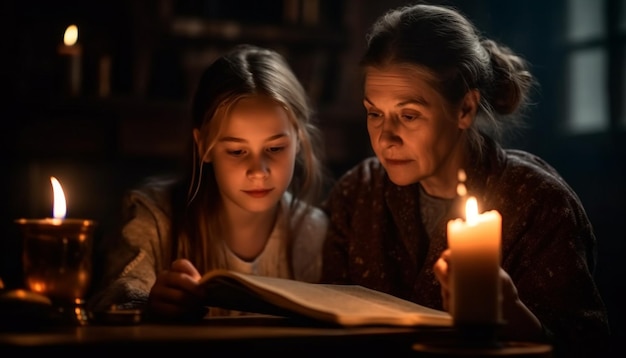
[63,24,79,46]
[50,176,67,219]
[465,196,478,226]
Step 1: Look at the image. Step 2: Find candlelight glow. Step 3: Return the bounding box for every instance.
[29,280,46,294]
[50,176,67,219]
[456,168,468,197]
[63,24,79,46]
[465,196,478,226]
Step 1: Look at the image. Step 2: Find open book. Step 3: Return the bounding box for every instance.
[200,269,452,327]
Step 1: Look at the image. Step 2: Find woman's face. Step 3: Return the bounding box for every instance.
[203,96,298,215]
[363,64,472,194]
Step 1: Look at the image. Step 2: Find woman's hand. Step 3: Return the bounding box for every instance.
[433,249,544,341]
[433,249,452,311]
[147,258,205,320]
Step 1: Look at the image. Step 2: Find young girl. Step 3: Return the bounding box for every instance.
[88,44,329,320]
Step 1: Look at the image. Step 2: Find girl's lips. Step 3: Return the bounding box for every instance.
[385,159,412,165]
[243,189,274,198]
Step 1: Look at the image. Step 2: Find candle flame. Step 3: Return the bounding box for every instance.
[63,24,79,46]
[465,196,478,225]
[50,176,67,219]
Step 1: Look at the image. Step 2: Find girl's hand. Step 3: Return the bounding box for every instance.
[147,259,205,320]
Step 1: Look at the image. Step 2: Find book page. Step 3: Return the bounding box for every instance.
[200,270,452,327]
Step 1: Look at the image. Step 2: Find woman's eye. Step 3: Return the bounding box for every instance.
[402,111,422,122]
[366,111,382,120]
[267,146,285,153]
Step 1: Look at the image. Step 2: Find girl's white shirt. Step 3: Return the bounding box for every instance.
[221,192,327,282]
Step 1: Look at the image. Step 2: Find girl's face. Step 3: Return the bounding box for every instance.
[206,96,298,215]
[363,64,473,195]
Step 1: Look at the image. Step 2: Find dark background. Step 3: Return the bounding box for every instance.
[1,0,624,354]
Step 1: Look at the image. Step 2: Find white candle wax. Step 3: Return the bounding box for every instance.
[57,24,82,96]
[447,196,502,325]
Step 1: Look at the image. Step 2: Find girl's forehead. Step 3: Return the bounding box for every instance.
[231,95,282,110]
[229,98,290,124]
[217,97,294,135]
[200,95,297,143]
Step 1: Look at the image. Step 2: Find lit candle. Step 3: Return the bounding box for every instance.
[446,196,502,325]
[15,177,96,325]
[57,24,82,96]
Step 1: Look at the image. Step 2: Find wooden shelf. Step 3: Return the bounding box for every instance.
[6,96,189,161]
[168,17,347,47]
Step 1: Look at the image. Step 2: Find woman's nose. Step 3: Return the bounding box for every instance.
[378,117,402,147]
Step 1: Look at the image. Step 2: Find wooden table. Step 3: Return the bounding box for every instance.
[0,316,555,357]
[0,315,453,356]
[0,292,553,357]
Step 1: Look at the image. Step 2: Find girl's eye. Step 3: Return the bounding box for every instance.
[227,149,245,157]
[267,146,285,153]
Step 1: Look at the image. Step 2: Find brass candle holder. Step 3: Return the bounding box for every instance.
[15,218,96,325]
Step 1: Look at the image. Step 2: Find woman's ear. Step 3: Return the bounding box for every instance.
[193,128,211,163]
[458,89,480,130]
